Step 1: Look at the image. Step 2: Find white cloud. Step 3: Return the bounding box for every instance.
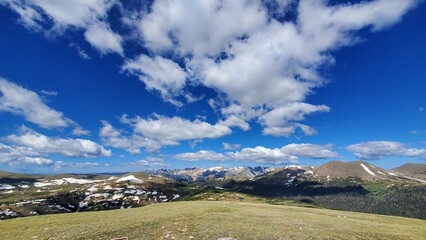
[259,103,330,136]
[18,156,53,166]
[133,0,416,137]
[122,54,187,106]
[100,114,239,154]
[84,21,123,55]
[259,103,330,129]
[0,143,53,166]
[1,0,44,30]
[121,114,232,145]
[139,0,267,56]
[0,142,108,169]
[174,150,227,162]
[299,0,417,38]
[297,124,318,136]
[218,115,250,131]
[189,139,203,149]
[411,130,419,135]
[184,93,204,104]
[2,0,115,29]
[281,143,339,159]
[175,143,338,164]
[230,146,298,164]
[0,77,73,129]
[40,90,58,96]
[72,126,91,136]
[2,0,419,140]
[222,142,241,151]
[125,157,167,167]
[69,43,91,59]
[7,126,112,158]
[173,146,297,164]
[2,0,121,54]
[346,141,426,160]
[99,120,162,154]
[53,161,103,170]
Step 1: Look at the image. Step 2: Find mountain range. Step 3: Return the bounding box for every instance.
[1,161,425,220]
[145,166,272,182]
[146,161,426,183]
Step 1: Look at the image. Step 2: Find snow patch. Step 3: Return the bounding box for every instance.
[115,175,144,184]
[360,163,376,176]
[87,185,98,192]
[124,189,137,195]
[401,176,426,184]
[34,182,55,187]
[55,205,71,212]
[63,178,102,184]
[135,190,145,195]
[112,194,124,200]
[79,201,88,208]
[133,196,140,204]
[0,184,15,190]
[34,178,102,187]
[0,209,18,217]
[209,166,225,172]
[173,194,180,200]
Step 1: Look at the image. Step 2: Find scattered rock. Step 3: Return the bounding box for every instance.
[111,237,128,240]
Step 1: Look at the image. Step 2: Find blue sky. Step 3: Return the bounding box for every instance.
[0,0,425,173]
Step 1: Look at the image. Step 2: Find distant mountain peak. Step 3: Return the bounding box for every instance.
[145,166,272,182]
[314,161,395,181]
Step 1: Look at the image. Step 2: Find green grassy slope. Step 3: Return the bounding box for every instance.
[1,201,425,240]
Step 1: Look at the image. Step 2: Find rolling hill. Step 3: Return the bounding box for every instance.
[392,163,426,181]
[0,201,425,239]
[313,161,397,181]
[0,171,194,219]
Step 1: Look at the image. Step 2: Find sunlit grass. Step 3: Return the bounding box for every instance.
[1,201,424,239]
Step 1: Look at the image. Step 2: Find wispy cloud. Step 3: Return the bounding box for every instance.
[99,113,240,154]
[40,90,58,96]
[124,157,167,168]
[1,0,122,54]
[7,126,111,158]
[175,143,338,165]
[54,161,105,171]
[222,142,241,151]
[0,143,53,166]
[72,126,91,136]
[0,77,73,129]
[69,43,90,60]
[346,141,426,160]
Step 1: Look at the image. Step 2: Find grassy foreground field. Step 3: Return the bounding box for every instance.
[1,201,425,240]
